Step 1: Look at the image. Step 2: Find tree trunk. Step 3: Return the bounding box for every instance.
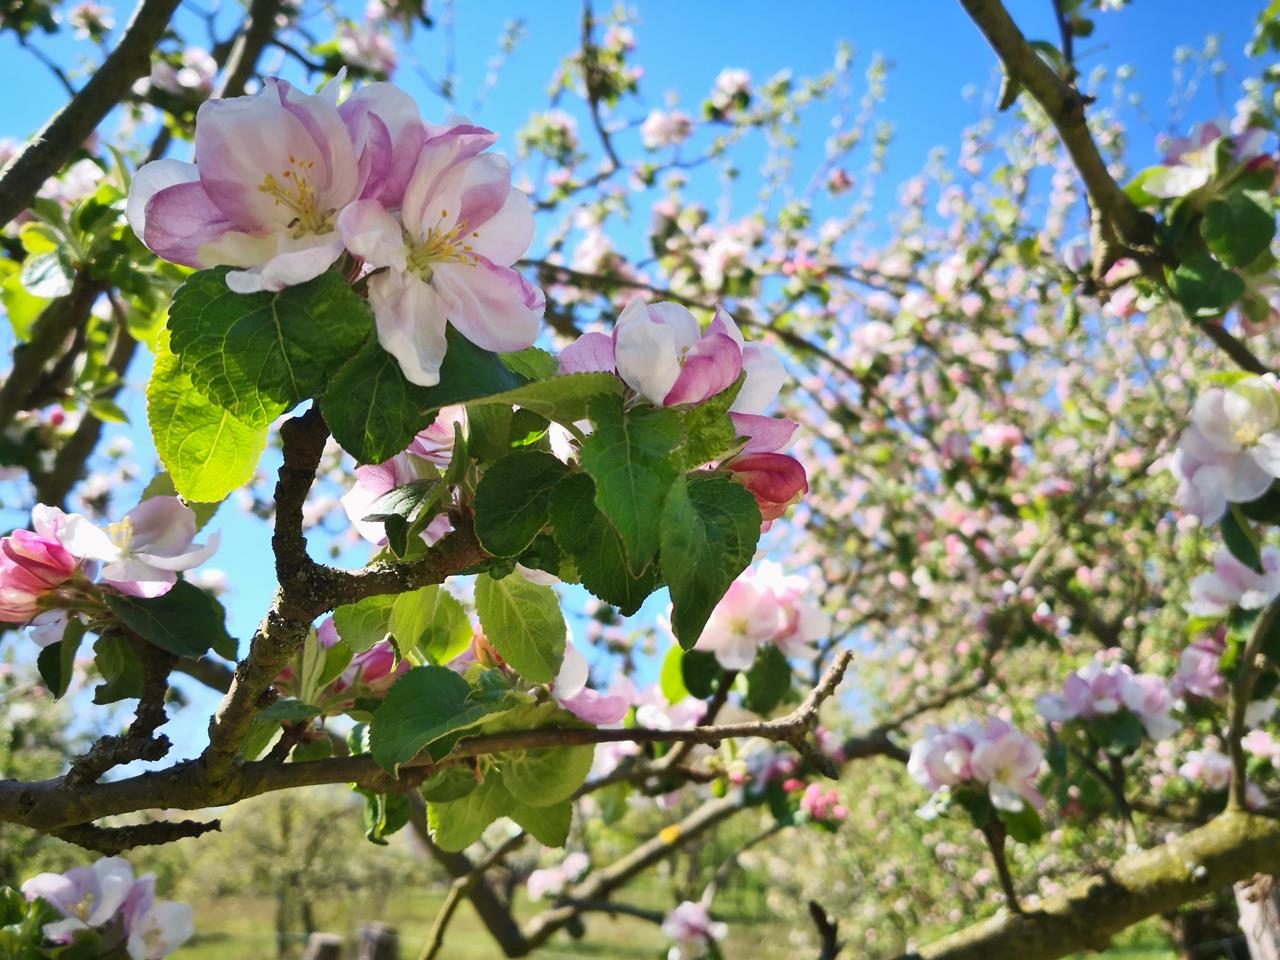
[356,923,399,960]
[1238,875,1280,960]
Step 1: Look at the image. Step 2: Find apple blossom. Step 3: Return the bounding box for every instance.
[1037,652,1179,742]
[1170,376,1280,522]
[0,506,80,623]
[662,900,728,960]
[1174,635,1227,700]
[799,783,848,823]
[908,719,1044,813]
[56,497,219,599]
[640,109,694,150]
[22,856,135,944]
[128,77,371,293]
[525,851,589,901]
[1185,546,1280,617]
[1179,746,1233,791]
[694,562,829,670]
[337,122,544,386]
[553,640,629,724]
[1147,123,1269,199]
[341,405,465,544]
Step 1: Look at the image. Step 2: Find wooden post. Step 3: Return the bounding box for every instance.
[1237,875,1280,960]
[356,924,399,960]
[300,933,342,960]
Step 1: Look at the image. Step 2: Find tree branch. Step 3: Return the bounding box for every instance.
[419,832,527,960]
[1229,596,1280,809]
[216,0,283,99]
[0,0,181,228]
[903,811,1280,960]
[956,0,1153,251]
[52,818,220,854]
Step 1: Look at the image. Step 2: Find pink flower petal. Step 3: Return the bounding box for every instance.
[559,332,616,375]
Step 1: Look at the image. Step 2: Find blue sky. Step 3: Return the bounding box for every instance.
[0,0,1263,753]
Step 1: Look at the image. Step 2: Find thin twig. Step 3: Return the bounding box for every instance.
[419,832,527,960]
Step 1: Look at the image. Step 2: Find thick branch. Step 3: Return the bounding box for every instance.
[956,0,1153,250]
[419,832,527,960]
[52,819,220,854]
[905,811,1280,960]
[0,0,181,228]
[216,0,282,99]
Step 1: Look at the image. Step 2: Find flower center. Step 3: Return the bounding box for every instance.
[107,517,133,554]
[1234,423,1263,446]
[258,155,334,236]
[406,209,480,279]
[74,893,96,922]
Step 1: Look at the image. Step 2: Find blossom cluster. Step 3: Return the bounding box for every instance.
[1171,376,1280,523]
[525,851,589,901]
[274,615,407,711]
[127,76,545,387]
[692,560,831,671]
[1146,122,1270,200]
[21,856,193,959]
[0,497,218,643]
[561,299,806,520]
[907,718,1044,814]
[662,900,728,960]
[1036,650,1179,741]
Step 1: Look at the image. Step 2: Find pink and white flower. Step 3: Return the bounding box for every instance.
[128,77,374,293]
[23,856,135,944]
[662,900,728,960]
[0,506,80,623]
[1175,635,1227,700]
[56,497,219,599]
[526,851,589,901]
[640,109,694,150]
[338,122,544,386]
[553,641,629,724]
[1185,547,1280,617]
[1036,652,1179,741]
[693,562,829,670]
[909,718,1044,813]
[1171,376,1280,523]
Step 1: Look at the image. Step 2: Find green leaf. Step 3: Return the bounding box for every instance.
[682,650,723,699]
[421,766,481,803]
[259,699,324,723]
[1170,251,1247,319]
[511,800,572,846]
[548,474,660,615]
[474,452,569,557]
[1122,166,1166,208]
[466,372,623,427]
[428,771,515,851]
[333,595,395,653]
[147,329,268,503]
[104,580,236,658]
[660,644,690,703]
[465,402,514,461]
[20,251,73,298]
[675,374,745,469]
[474,572,566,683]
[369,666,510,771]
[36,618,86,699]
[1224,505,1264,573]
[489,704,594,806]
[92,634,144,704]
[1093,710,1145,756]
[356,788,411,845]
[997,803,1043,844]
[1202,189,1276,267]
[580,395,683,573]
[744,644,791,714]
[502,346,559,381]
[392,585,472,665]
[660,474,761,648]
[323,333,523,463]
[168,268,373,426]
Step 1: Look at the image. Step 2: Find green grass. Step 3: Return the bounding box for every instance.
[175,894,1180,960]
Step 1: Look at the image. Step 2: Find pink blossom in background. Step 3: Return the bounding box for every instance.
[1179,746,1233,791]
[525,851,589,901]
[1185,546,1280,617]
[693,562,829,671]
[908,718,1044,813]
[662,900,728,960]
[1036,652,1179,741]
[1174,635,1227,700]
[799,783,848,823]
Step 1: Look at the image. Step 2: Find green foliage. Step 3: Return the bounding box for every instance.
[675,374,745,469]
[34,618,85,700]
[332,595,396,653]
[743,644,791,714]
[473,451,569,557]
[323,332,523,463]
[580,394,683,574]
[1169,251,1246,318]
[91,633,144,704]
[392,585,473,665]
[104,580,236,659]
[167,268,372,426]
[491,703,594,806]
[369,666,513,772]
[427,771,514,851]
[1201,189,1276,267]
[147,329,268,503]
[511,800,572,846]
[661,474,761,649]
[473,572,566,683]
[548,473,660,615]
